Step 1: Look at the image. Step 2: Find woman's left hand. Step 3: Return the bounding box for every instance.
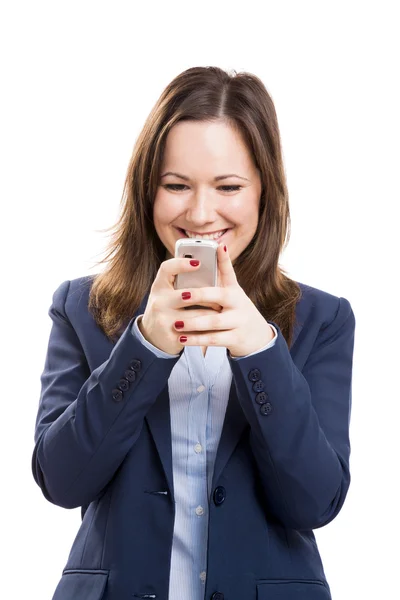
[174,243,275,357]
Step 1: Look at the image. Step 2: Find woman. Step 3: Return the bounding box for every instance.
[32,66,356,600]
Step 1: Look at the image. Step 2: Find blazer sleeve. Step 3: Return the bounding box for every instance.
[31,280,182,509]
[228,296,356,531]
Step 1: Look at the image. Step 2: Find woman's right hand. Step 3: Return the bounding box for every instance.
[137,257,222,355]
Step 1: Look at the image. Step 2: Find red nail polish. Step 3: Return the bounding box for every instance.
[224,245,227,252]
[190,260,200,266]
[182,292,191,300]
[179,335,187,343]
[175,321,184,329]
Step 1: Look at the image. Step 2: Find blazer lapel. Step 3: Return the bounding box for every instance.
[211,378,248,490]
[145,384,175,498]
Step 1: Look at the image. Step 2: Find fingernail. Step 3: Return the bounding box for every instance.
[175,321,184,329]
[179,335,187,343]
[224,245,227,252]
[190,260,200,266]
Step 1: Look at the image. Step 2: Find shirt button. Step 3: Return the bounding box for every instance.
[197,385,206,392]
[200,571,207,583]
[194,443,202,453]
[195,505,204,516]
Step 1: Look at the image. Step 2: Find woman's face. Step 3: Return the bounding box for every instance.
[153,120,262,265]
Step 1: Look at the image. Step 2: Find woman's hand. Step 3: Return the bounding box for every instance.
[172,243,275,357]
[139,243,275,357]
[138,254,221,355]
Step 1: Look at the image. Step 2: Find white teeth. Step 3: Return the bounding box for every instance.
[184,229,227,240]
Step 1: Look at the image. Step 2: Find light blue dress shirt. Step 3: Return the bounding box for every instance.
[131,315,277,600]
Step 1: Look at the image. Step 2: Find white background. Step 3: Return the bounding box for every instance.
[1,1,398,598]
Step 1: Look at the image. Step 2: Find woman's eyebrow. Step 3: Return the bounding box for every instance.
[160,171,250,182]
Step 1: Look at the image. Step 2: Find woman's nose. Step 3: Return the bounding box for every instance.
[185,192,218,222]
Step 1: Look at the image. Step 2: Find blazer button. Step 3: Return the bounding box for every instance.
[129,359,142,372]
[248,368,261,382]
[213,486,226,506]
[124,369,136,382]
[112,388,123,402]
[260,402,272,416]
[117,378,130,392]
[211,593,224,600]
[255,391,268,405]
[252,380,265,392]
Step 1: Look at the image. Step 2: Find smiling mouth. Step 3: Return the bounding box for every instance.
[176,228,231,237]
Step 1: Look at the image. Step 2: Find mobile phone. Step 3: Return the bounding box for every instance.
[174,238,218,310]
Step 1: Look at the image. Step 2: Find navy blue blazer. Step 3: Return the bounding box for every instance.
[32,275,356,600]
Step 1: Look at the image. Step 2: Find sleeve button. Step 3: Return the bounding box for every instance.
[252,380,265,392]
[248,368,261,382]
[124,369,136,382]
[255,391,268,405]
[117,378,130,392]
[112,388,124,402]
[260,402,272,416]
[129,359,142,372]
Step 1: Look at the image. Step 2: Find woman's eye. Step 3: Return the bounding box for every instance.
[164,184,241,192]
[164,184,188,191]
[220,185,241,192]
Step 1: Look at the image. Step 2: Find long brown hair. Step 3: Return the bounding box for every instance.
[88,66,302,348]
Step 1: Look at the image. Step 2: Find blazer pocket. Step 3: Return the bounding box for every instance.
[52,569,109,600]
[257,579,330,600]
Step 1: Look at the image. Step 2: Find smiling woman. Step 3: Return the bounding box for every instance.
[87,67,301,347]
[32,66,355,600]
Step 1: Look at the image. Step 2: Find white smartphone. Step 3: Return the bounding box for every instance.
[174,238,219,310]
